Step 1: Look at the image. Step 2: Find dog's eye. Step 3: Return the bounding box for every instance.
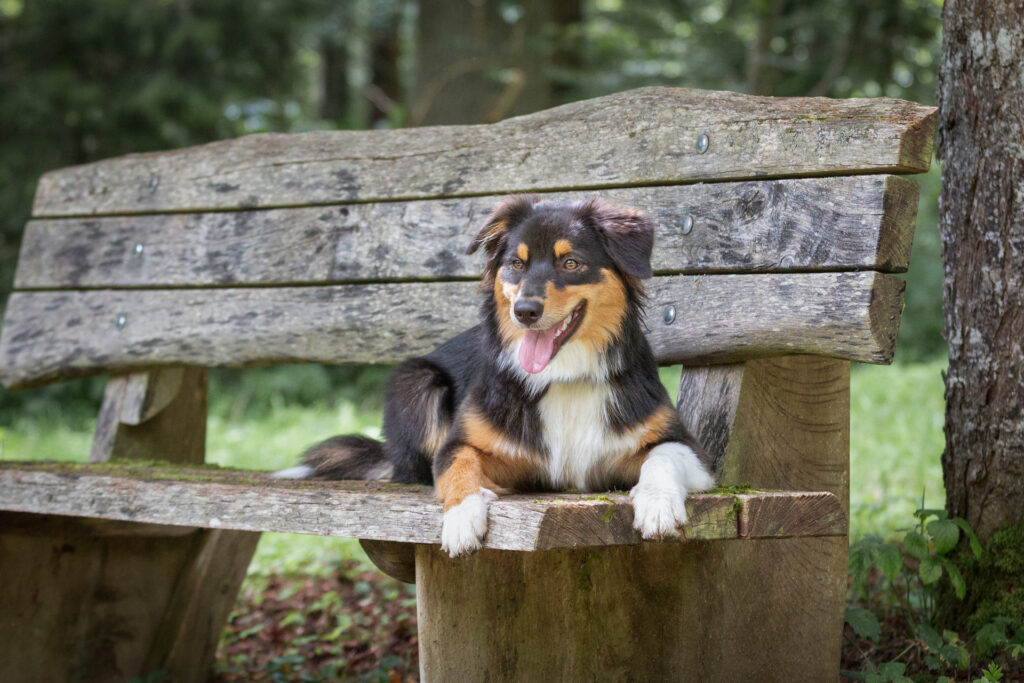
[564,258,580,270]
[511,258,525,270]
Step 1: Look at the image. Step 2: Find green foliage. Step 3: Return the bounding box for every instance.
[571,0,941,103]
[217,567,417,680]
[956,522,1024,635]
[895,163,945,361]
[846,510,1024,679]
[846,606,882,643]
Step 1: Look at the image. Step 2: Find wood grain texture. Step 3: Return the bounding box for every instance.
[0,271,904,390]
[739,491,848,539]
[89,367,207,464]
[15,175,918,289]
[31,88,936,217]
[359,539,417,584]
[673,356,851,680]
[675,363,746,466]
[718,356,851,512]
[415,537,849,681]
[142,528,261,682]
[0,517,215,682]
[0,511,199,538]
[120,366,183,425]
[416,543,713,682]
[0,463,847,550]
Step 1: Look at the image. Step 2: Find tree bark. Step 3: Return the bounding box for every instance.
[937,0,1024,542]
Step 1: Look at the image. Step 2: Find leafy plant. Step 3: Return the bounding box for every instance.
[844,504,1023,680]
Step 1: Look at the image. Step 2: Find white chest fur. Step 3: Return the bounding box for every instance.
[537,381,643,491]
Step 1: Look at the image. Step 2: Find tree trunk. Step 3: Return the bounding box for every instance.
[744,0,785,96]
[411,0,580,126]
[937,0,1024,542]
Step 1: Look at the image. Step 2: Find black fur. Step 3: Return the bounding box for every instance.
[298,435,391,480]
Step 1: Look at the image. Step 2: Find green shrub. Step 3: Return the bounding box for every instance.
[845,509,1024,681]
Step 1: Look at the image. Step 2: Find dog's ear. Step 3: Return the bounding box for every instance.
[580,198,655,279]
[467,195,538,257]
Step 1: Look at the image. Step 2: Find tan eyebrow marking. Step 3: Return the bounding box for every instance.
[554,239,573,258]
[516,243,529,261]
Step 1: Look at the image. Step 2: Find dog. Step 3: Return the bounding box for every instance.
[275,196,715,557]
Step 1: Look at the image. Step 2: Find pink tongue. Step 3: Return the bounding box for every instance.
[519,327,559,374]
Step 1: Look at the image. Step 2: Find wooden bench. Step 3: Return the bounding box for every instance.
[0,87,936,682]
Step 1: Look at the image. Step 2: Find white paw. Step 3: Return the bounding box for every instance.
[630,443,714,540]
[440,488,497,557]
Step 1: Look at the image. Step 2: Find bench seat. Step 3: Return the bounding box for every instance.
[0,461,846,550]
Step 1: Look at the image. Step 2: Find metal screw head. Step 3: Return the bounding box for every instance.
[115,314,127,329]
[133,243,144,255]
[696,134,710,154]
[681,215,694,235]
[663,305,676,325]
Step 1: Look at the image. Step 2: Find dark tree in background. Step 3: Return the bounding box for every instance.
[937,1,1024,542]
[412,0,580,125]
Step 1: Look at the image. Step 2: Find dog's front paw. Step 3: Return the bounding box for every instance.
[440,488,497,557]
[630,476,687,539]
[630,442,714,540]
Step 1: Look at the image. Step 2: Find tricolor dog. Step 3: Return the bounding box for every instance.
[276,196,715,556]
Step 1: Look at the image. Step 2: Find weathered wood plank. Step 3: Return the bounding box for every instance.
[31,88,937,217]
[0,271,904,390]
[738,491,848,539]
[415,534,848,680]
[415,544,710,681]
[15,176,918,289]
[142,528,261,682]
[0,463,847,549]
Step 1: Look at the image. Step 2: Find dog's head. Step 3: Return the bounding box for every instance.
[467,196,654,375]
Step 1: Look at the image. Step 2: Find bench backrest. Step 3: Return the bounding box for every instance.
[0,87,937,390]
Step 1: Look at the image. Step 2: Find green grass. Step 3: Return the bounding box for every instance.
[0,359,948,572]
[849,358,946,537]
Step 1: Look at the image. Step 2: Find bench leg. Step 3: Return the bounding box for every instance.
[0,515,258,683]
[416,538,846,681]
[0,367,259,682]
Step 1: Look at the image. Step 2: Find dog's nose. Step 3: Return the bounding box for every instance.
[514,299,544,325]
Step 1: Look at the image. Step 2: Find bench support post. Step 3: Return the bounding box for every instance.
[414,355,848,681]
[0,367,259,683]
[677,355,850,679]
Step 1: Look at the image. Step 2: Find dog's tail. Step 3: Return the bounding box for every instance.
[272,435,394,481]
